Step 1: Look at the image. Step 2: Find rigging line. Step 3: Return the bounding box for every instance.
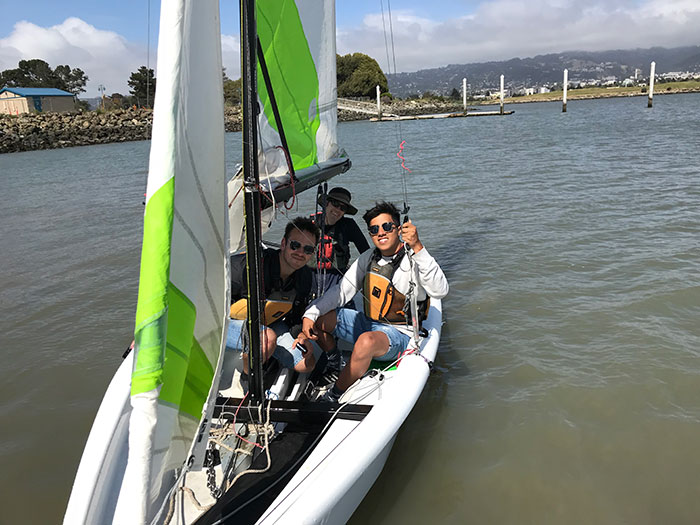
[146,0,151,108]
[379,0,410,211]
[224,401,273,495]
[315,185,328,298]
[378,1,421,344]
[379,0,393,86]
[387,0,400,88]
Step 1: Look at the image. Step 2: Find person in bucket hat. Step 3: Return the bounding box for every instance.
[320,187,358,216]
[311,187,369,280]
[309,187,370,380]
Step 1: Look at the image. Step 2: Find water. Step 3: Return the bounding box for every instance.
[1,94,699,524]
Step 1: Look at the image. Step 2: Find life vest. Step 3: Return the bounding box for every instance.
[230,288,295,324]
[311,211,335,271]
[363,247,429,326]
[317,233,334,271]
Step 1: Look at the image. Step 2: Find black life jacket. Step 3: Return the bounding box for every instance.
[362,246,429,326]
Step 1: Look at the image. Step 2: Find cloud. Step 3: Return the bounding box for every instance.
[0,18,145,98]
[336,0,700,73]
[2,2,698,97]
[221,34,241,80]
[0,18,241,98]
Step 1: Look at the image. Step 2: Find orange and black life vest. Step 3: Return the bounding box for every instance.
[229,289,295,324]
[362,247,429,326]
[229,248,311,326]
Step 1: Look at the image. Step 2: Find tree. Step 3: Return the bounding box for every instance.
[54,65,89,95]
[449,87,460,100]
[0,59,89,94]
[1,59,56,88]
[128,66,156,107]
[104,93,127,110]
[223,78,242,106]
[336,53,388,98]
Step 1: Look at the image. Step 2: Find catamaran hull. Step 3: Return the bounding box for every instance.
[64,353,133,525]
[65,301,441,525]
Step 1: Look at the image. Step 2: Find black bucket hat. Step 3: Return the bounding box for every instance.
[320,187,358,215]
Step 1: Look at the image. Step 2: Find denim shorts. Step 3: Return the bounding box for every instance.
[226,318,312,368]
[333,308,411,362]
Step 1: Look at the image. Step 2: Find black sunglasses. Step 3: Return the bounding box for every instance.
[289,239,316,255]
[328,198,348,213]
[368,222,397,236]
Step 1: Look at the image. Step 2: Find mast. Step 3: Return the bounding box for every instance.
[241,0,265,405]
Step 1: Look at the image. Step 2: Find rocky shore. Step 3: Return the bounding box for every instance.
[0,107,247,154]
[0,101,472,154]
[2,88,697,154]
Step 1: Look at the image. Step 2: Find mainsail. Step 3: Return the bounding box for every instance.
[228,0,348,252]
[113,1,227,522]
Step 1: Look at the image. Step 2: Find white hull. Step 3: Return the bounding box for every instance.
[65,299,442,524]
[64,353,133,524]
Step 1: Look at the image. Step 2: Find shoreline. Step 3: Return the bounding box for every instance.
[2,87,698,154]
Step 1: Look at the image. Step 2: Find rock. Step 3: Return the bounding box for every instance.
[0,108,155,153]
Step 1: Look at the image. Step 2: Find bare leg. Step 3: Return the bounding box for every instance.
[242,327,278,374]
[293,353,316,373]
[335,331,390,392]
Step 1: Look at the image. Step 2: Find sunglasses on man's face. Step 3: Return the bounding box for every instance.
[328,198,348,213]
[368,222,397,236]
[288,239,316,255]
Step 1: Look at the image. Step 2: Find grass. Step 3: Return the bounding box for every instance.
[502,80,700,104]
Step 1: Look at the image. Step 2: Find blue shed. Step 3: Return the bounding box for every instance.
[0,87,76,114]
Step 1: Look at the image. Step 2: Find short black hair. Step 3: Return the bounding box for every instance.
[362,201,400,227]
[284,216,320,243]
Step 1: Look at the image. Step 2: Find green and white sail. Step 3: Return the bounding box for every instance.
[229,0,346,252]
[113,0,227,522]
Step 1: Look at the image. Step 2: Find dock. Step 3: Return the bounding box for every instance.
[337,97,514,122]
[370,110,514,121]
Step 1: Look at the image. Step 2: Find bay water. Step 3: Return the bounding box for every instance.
[1,94,699,524]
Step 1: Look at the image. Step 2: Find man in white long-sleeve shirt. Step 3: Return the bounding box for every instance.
[300,201,449,402]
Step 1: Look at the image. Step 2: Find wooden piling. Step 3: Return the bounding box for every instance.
[376,85,382,119]
[648,61,655,108]
[500,75,504,115]
[562,69,568,113]
[463,77,467,111]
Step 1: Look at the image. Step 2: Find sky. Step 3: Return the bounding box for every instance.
[1,0,699,98]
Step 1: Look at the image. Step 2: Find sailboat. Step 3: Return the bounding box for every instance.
[64,1,443,523]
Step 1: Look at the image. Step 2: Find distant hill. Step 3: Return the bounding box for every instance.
[388,45,700,97]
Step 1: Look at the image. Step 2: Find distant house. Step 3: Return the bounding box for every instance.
[0,87,76,115]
